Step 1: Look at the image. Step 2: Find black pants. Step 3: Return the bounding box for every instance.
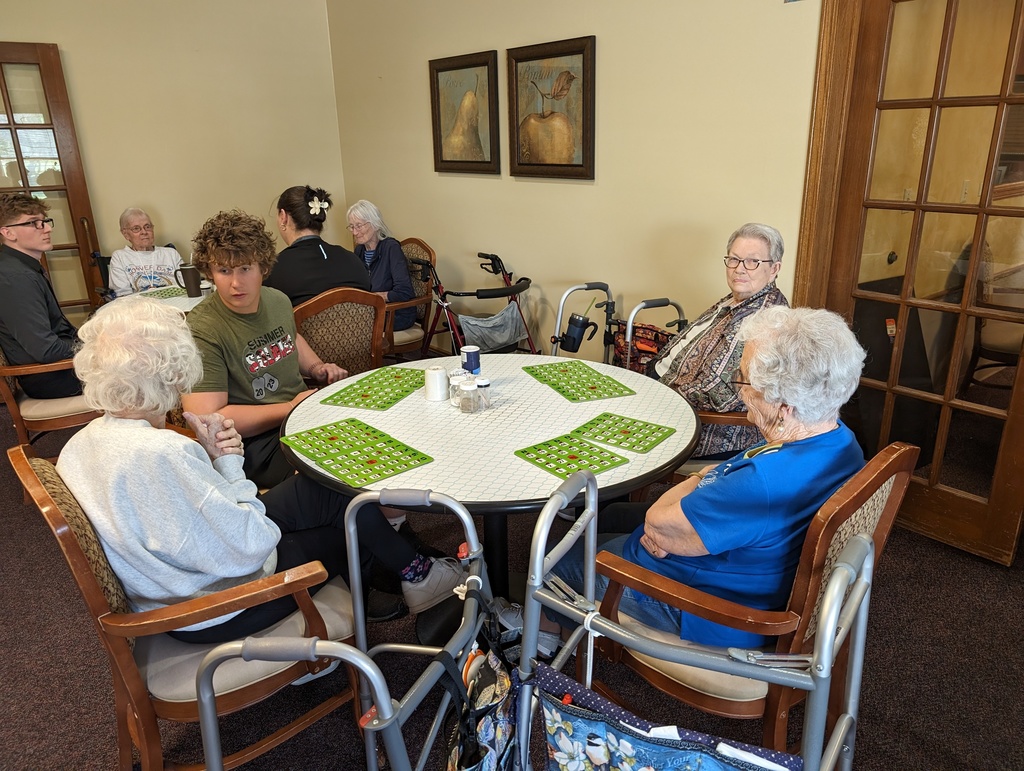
[20,368,81,399]
[242,427,297,489]
[170,473,418,644]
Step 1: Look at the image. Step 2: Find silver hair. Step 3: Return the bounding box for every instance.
[119,207,151,230]
[737,306,864,424]
[727,223,785,263]
[346,199,393,240]
[74,296,203,416]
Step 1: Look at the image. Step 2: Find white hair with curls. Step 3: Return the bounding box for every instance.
[74,296,203,416]
[737,306,865,424]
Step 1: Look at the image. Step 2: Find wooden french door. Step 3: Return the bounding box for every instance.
[0,42,101,312]
[803,0,1024,565]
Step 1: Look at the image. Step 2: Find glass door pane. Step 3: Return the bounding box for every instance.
[2,63,49,123]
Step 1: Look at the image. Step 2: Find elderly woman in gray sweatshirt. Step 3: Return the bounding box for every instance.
[56,296,464,643]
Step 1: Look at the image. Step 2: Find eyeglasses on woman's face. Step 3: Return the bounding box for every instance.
[347,221,371,232]
[729,366,751,386]
[2,217,54,230]
[126,223,154,234]
[723,256,772,271]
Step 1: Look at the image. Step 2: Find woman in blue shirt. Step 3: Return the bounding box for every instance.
[533,306,868,652]
[346,199,416,331]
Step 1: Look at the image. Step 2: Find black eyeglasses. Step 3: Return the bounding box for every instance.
[2,218,54,230]
[729,367,751,386]
[723,256,772,270]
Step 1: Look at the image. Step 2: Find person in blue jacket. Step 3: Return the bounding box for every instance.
[519,306,868,654]
[346,199,416,331]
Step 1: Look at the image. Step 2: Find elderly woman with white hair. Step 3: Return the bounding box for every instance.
[55,296,466,643]
[346,199,416,331]
[649,222,790,459]
[108,207,183,297]
[508,306,867,656]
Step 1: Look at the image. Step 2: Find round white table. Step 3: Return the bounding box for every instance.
[281,353,700,595]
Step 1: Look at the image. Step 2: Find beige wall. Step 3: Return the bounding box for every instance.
[5,1,823,353]
[3,0,347,259]
[328,0,822,357]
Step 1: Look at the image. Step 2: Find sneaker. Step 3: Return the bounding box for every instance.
[401,557,467,614]
[365,588,408,623]
[493,597,562,658]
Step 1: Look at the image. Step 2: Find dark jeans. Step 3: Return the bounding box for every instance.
[170,473,418,644]
[20,368,82,399]
[243,427,297,489]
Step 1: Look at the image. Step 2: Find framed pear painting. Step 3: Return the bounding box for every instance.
[429,50,500,174]
[507,36,595,179]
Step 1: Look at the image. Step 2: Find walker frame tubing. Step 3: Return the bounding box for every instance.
[345,488,491,771]
[512,470,874,771]
[550,282,615,363]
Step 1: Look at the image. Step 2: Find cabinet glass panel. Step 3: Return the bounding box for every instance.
[938,409,1004,499]
[2,64,48,124]
[979,216,1024,309]
[990,106,1024,204]
[858,208,914,289]
[841,386,886,457]
[851,297,900,383]
[45,248,87,304]
[882,0,946,100]
[944,0,1014,97]
[891,394,941,483]
[32,190,72,245]
[0,129,20,187]
[868,109,929,201]
[899,308,960,395]
[16,128,61,186]
[957,313,1022,407]
[914,212,976,301]
[0,88,8,124]
[927,107,997,205]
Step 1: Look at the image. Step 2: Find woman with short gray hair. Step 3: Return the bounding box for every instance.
[57,296,467,644]
[527,306,866,656]
[649,222,789,459]
[346,199,416,330]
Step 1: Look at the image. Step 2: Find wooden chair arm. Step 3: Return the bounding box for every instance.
[99,561,329,637]
[696,410,749,426]
[0,358,77,377]
[384,292,432,313]
[596,551,800,636]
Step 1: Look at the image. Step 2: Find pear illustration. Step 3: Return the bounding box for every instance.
[443,76,486,162]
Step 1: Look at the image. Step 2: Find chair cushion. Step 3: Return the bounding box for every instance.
[392,326,425,347]
[617,611,769,702]
[17,392,96,421]
[135,576,354,703]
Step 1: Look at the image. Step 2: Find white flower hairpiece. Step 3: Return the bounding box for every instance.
[309,197,329,216]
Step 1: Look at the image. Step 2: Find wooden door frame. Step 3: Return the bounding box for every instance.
[793,0,864,310]
[794,0,1024,565]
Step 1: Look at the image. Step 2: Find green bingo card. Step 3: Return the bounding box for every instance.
[522,360,635,402]
[281,419,433,487]
[320,367,425,410]
[570,412,676,454]
[144,286,187,299]
[515,434,629,480]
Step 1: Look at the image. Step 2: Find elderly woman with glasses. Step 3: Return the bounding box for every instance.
[108,207,183,297]
[346,199,416,331]
[519,306,866,656]
[56,296,468,643]
[648,223,789,459]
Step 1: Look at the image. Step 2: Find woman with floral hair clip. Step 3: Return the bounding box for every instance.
[265,185,371,306]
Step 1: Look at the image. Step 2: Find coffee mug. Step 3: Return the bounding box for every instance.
[174,265,203,298]
[561,313,598,352]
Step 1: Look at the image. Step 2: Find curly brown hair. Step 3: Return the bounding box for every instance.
[191,210,277,278]
[0,192,48,228]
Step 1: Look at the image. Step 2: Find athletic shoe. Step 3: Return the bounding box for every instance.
[493,597,562,658]
[401,557,467,614]
[364,588,408,623]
